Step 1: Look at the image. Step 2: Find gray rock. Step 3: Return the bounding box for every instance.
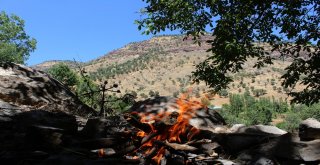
[0,62,96,117]
[230,124,287,135]
[240,133,320,162]
[299,118,320,141]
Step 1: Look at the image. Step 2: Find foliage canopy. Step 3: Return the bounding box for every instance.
[0,11,36,64]
[136,0,320,105]
[47,63,78,88]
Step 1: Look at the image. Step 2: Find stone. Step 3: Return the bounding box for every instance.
[239,133,320,163]
[299,118,320,141]
[26,125,64,149]
[212,125,287,153]
[0,62,96,117]
[230,124,287,135]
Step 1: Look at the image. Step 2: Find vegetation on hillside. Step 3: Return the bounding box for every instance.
[89,48,168,81]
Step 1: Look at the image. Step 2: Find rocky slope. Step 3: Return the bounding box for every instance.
[0,62,96,118]
[32,60,82,71]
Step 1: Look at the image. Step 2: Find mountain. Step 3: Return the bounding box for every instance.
[32,60,83,71]
[81,34,299,105]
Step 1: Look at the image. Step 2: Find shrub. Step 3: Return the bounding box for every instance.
[218,89,229,98]
[47,63,78,88]
[294,103,320,121]
[276,112,301,132]
[149,90,155,97]
[221,94,286,126]
[140,93,148,99]
[252,89,267,97]
[76,77,100,109]
[251,78,255,83]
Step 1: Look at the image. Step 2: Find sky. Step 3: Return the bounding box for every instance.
[0,0,176,66]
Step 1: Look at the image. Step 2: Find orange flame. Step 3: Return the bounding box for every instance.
[135,93,207,164]
[98,148,105,157]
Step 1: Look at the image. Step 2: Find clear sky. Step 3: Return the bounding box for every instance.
[0,1,175,66]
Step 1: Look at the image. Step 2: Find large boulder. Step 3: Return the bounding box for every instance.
[0,62,97,154]
[238,133,320,163]
[0,62,96,118]
[299,118,320,141]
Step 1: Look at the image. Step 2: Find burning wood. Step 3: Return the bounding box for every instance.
[123,112,153,134]
[154,140,198,151]
[121,96,226,164]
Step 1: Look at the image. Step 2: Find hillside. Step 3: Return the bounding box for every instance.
[81,34,300,106]
[32,60,82,71]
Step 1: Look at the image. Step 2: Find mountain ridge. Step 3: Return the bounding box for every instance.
[33,34,302,105]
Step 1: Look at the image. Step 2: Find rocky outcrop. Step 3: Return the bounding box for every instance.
[0,62,96,118]
[0,62,98,162]
[299,118,320,141]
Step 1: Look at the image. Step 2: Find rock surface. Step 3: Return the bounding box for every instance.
[0,62,97,161]
[230,124,288,135]
[0,62,96,117]
[299,118,320,141]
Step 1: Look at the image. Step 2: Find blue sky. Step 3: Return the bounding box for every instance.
[0,1,175,66]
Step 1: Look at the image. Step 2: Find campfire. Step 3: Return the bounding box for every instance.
[94,95,226,164]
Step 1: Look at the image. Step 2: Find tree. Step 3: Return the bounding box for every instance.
[47,63,78,88]
[149,90,155,97]
[0,11,36,64]
[136,0,320,105]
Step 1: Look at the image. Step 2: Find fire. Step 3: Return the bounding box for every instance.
[134,94,207,164]
[98,148,105,157]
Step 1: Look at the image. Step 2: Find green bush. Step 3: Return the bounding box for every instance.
[293,104,320,121]
[276,112,301,132]
[221,94,288,126]
[47,63,78,88]
[76,77,100,109]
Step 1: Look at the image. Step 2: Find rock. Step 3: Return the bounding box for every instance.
[215,159,239,165]
[230,124,287,135]
[80,118,107,138]
[0,62,96,117]
[13,110,78,133]
[212,125,287,153]
[216,133,276,154]
[74,138,118,150]
[239,133,320,163]
[299,118,320,141]
[0,110,78,152]
[80,116,129,138]
[249,155,276,165]
[26,125,64,150]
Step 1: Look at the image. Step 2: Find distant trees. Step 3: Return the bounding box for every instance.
[0,11,37,64]
[149,90,160,97]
